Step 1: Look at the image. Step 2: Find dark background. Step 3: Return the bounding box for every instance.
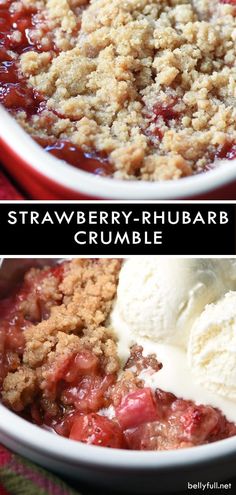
[64,476,234,495]
[0,203,235,255]
[1,202,236,493]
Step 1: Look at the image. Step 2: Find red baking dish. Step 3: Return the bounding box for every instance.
[1,106,236,200]
[0,167,23,199]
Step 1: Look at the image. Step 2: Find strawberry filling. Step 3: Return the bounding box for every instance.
[1,261,236,451]
[0,1,112,176]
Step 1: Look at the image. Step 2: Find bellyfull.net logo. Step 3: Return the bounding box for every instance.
[187,482,232,491]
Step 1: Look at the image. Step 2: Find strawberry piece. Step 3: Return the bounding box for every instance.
[69,413,126,448]
[115,388,158,430]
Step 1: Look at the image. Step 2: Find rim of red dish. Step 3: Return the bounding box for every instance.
[1,106,236,200]
[0,402,236,469]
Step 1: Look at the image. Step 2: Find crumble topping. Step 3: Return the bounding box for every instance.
[19,266,63,321]
[1,259,236,450]
[2,259,121,410]
[2,366,36,412]
[3,0,236,180]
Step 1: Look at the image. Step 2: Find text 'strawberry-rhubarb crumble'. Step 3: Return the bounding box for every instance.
[1,258,236,451]
[1,0,236,180]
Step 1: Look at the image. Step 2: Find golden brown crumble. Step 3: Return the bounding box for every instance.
[2,259,121,410]
[11,0,236,180]
[19,267,63,321]
[3,366,37,412]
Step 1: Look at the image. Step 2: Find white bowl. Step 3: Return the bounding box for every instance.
[0,402,236,493]
[1,106,236,200]
[0,258,236,491]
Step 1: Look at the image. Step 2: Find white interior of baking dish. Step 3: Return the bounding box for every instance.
[0,402,236,470]
[0,258,236,471]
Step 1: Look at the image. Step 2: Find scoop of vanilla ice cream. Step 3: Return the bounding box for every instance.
[188,291,236,401]
[111,257,236,351]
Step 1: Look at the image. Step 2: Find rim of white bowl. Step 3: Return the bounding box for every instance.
[0,403,236,469]
[1,106,236,200]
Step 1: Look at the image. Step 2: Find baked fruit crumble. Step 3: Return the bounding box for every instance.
[1,0,236,180]
[0,258,236,451]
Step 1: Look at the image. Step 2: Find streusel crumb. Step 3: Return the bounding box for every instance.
[1,258,236,451]
[2,259,121,410]
[11,0,236,179]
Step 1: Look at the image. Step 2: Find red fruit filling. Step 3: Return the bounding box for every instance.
[115,388,158,430]
[35,138,114,177]
[1,259,236,451]
[1,1,236,180]
[124,393,236,450]
[220,0,236,4]
[62,374,115,413]
[0,1,112,176]
[0,1,49,114]
[69,413,126,448]
[215,142,236,161]
[152,102,180,126]
[0,263,65,386]
[144,99,180,141]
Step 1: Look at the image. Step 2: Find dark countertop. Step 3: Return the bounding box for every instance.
[63,475,235,495]
[0,163,25,200]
